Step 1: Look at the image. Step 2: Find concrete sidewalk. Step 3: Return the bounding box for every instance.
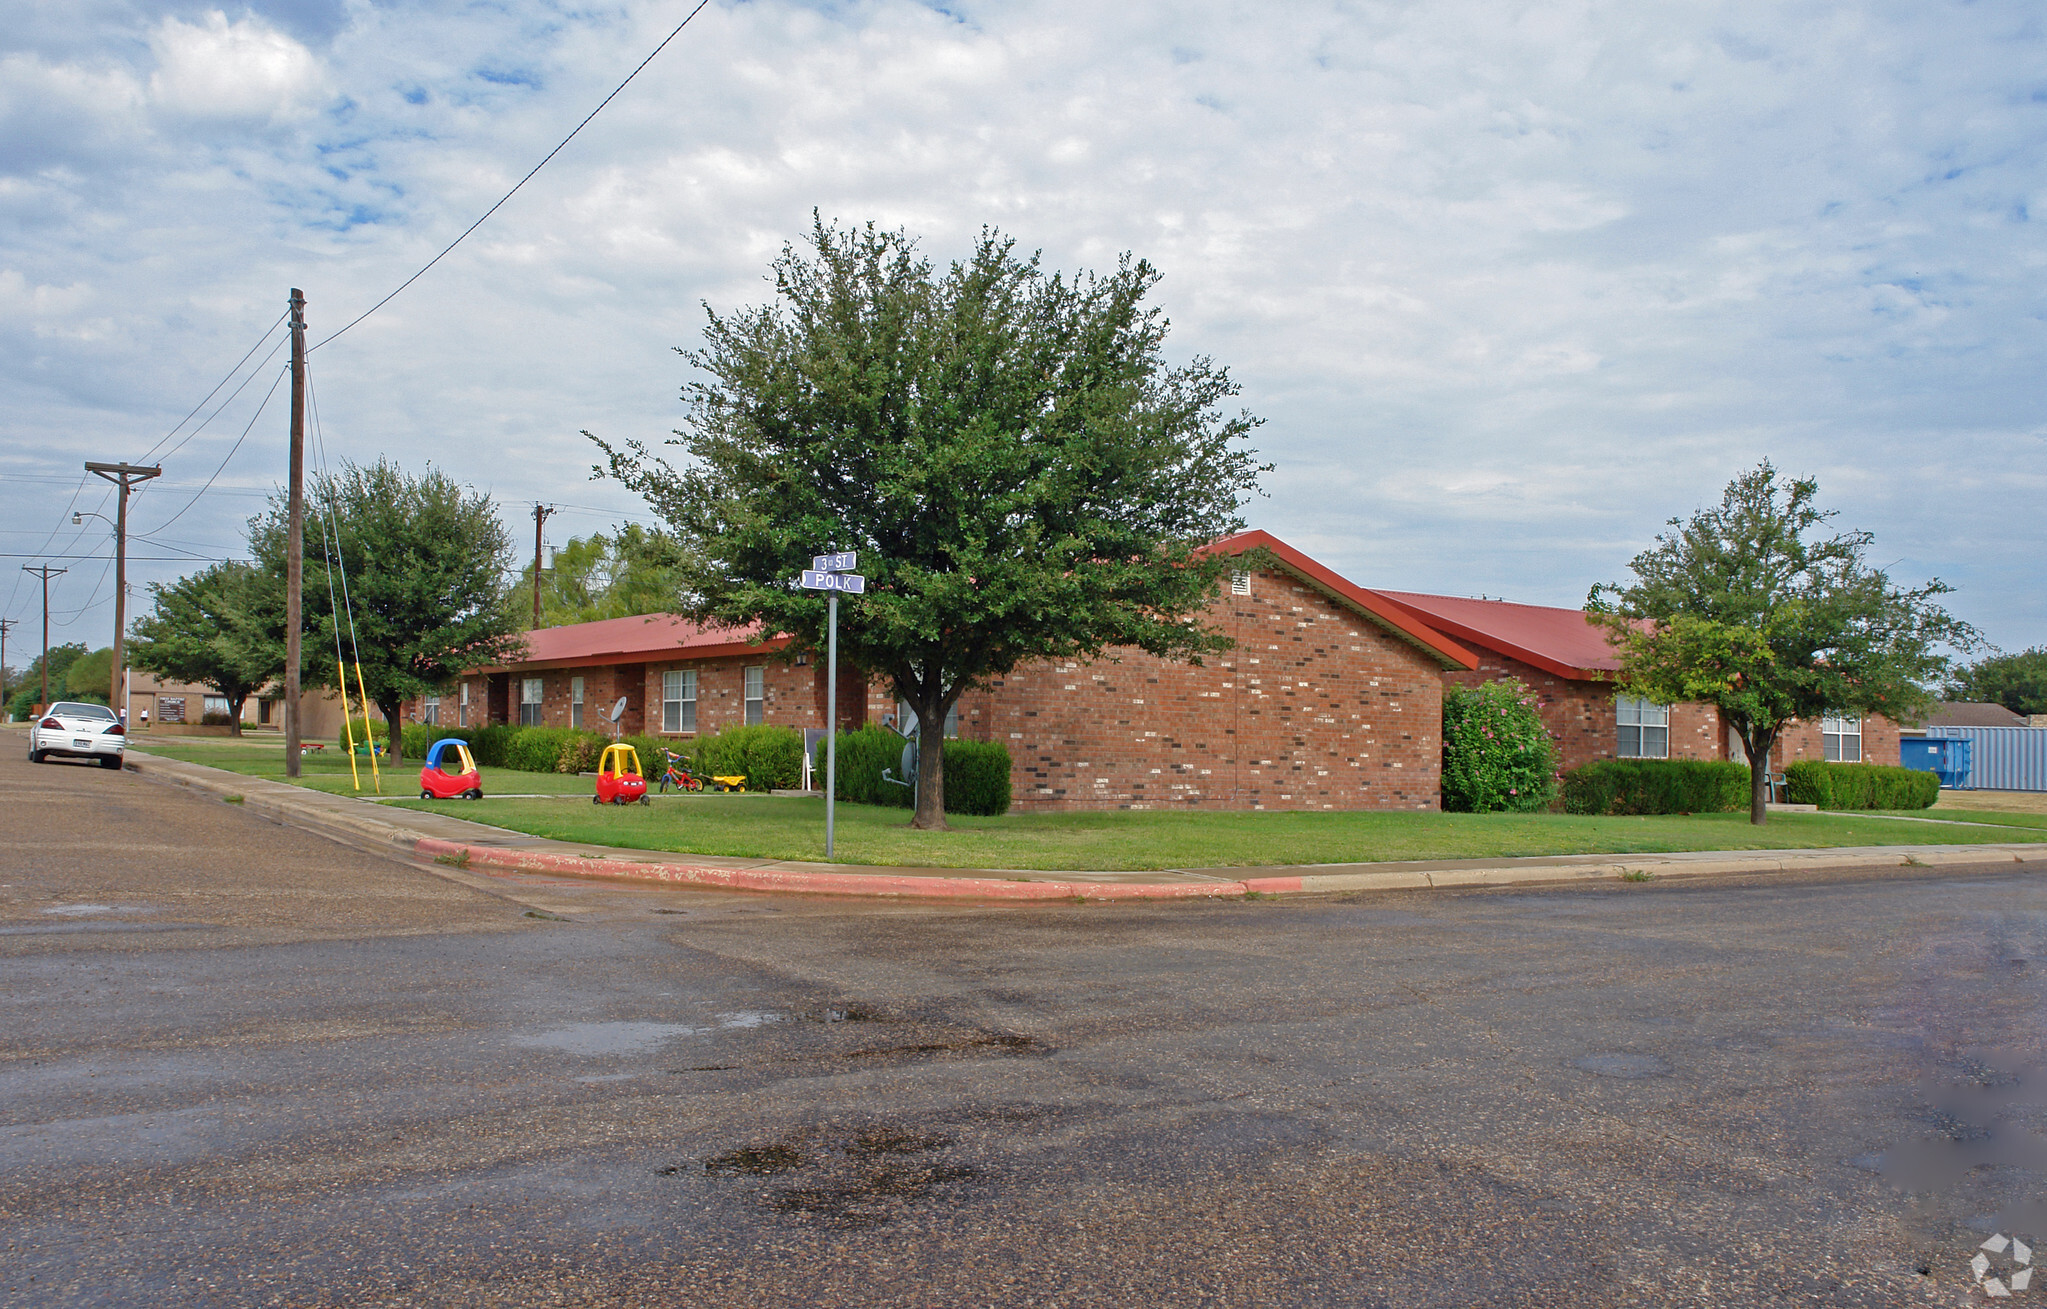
[125,749,2046,902]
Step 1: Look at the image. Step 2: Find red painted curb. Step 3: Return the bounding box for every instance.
[413,838,1253,902]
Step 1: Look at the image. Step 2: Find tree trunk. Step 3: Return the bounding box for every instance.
[1742,726,1778,826]
[910,692,949,830]
[380,698,405,768]
[228,693,248,737]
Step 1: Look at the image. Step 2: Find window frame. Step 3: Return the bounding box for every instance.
[423,693,440,726]
[1821,714,1862,763]
[569,676,584,730]
[1615,694,1670,759]
[458,682,468,727]
[519,676,544,727]
[743,665,765,727]
[662,669,697,734]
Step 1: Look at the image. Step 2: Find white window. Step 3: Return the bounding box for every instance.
[204,695,230,719]
[744,666,765,726]
[1231,570,1252,596]
[423,694,440,726]
[1616,695,1669,758]
[1822,714,1861,763]
[519,676,544,727]
[459,682,469,727]
[662,669,697,733]
[570,676,585,730]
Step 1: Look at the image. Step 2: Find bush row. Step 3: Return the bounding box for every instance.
[1785,760,1938,810]
[1560,759,1751,815]
[355,719,1010,813]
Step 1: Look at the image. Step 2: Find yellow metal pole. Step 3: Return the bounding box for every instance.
[336,672,361,791]
[355,661,381,793]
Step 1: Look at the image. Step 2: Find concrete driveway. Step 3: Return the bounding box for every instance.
[2,744,2039,1306]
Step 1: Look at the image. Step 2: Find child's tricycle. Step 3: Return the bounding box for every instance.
[419,738,482,800]
[594,743,650,805]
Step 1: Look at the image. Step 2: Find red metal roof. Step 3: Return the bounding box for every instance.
[1368,590,1620,681]
[1201,531,1477,670]
[477,613,779,673]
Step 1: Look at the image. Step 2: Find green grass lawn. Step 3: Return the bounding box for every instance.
[381,793,2047,871]
[1874,807,2047,831]
[128,734,594,797]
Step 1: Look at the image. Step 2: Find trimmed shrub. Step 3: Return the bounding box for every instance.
[501,727,577,773]
[693,724,804,792]
[1441,679,1559,813]
[1561,759,1751,815]
[827,727,1011,815]
[1785,760,1939,810]
[940,738,1013,816]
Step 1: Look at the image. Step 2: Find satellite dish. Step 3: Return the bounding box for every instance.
[609,696,629,723]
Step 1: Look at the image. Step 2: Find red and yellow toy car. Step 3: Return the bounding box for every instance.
[419,738,482,800]
[594,743,650,806]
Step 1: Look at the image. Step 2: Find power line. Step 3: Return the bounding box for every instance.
[136,311,289,464]
[311,0,714,353]
[141,364,291,537]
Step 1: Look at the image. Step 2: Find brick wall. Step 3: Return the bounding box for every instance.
[1444,649,1728,772]
[957,569,1447,812]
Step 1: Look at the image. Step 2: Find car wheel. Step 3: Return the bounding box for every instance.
[29,747,44,764]
[421,789,434,800]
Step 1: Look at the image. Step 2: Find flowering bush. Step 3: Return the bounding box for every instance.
[1441,678,1559,813]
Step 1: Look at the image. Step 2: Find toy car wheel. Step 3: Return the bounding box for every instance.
[592,795,602,805]
[639,795,650,806]
[421,789,434,800]
[466,789,483,800]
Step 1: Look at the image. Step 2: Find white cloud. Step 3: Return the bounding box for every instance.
[1,0,2042,651]
[148,11,326,122]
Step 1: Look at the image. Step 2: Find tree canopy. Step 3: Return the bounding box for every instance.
[7,641,89,718]
[253,458,524,766]
[507,523,692,629]
[1590,461,1975,824]
[128,561,282,735]
[593,218,1266,828]
[1946,647,2047,718]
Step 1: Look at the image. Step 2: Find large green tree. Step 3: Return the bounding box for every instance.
[593,219,1266,828]
[506,523,692,628]
[253,459,525,767]
[1946,647,2047,718]
[127,561,282,736]
[1590,462,1975,825]
[8,642,89,717]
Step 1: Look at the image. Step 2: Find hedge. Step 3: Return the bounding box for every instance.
[695,724,805,792]
[827,727,1012,816]
[1440,678,1558,813]
[1784,760,1939,810]
[1561,759,1751,815]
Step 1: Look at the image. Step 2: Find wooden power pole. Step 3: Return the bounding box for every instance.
[285,288,307,777]
[85,460,163,720]
[531,503,555,629]
[0,617,15,709]
[19,564,66,709]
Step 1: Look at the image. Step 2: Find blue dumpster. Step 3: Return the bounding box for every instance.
[1900,737,1972,789]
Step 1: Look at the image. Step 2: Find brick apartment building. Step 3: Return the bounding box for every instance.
[1368,590,1900,773]
[409,531,1895,808]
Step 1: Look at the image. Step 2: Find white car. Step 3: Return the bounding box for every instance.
[28,701,127,769]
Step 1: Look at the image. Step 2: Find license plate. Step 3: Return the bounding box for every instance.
[73,738,91,748]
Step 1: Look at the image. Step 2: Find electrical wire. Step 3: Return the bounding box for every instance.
[136,310,289,464]
[311,0,713,353]
[141,364,290,538]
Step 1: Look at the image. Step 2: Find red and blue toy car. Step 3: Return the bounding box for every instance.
[419,738,482,800]
[594,743,650,806]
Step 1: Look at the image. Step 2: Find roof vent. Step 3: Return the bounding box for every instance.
[1231,570,1251,596]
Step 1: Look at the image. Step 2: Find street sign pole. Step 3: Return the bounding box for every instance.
[825,590,838,859]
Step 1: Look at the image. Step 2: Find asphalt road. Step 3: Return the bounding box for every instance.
[4,742,2043,1307]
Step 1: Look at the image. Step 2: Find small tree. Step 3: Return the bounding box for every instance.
[1441,679,1559,813]
[1590,462,1976,825]
[505,524,692,629]
[9,642,89,716]
[252,459,524,767]
[128,562,282,736]
[63,648,114,706]
[1946,648,2047,719]
[594,218,1266,829]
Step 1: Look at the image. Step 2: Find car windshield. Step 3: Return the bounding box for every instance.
[49,702,115,720]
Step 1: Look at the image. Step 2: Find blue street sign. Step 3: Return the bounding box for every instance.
[800,570,866,593]
[811,551,857,573]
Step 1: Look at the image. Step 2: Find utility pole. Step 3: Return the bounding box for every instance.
[85,460,163,720]
[285,288,306,777]
[531,503,555,629]
[0,617,15,710]
[20,565,66,710]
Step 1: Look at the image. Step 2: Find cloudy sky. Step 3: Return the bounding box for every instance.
[3,0,2043,665]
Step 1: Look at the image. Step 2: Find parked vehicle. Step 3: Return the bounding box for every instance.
[28,702,125,769]
[594,743,649,806]
[419,738,483,800]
